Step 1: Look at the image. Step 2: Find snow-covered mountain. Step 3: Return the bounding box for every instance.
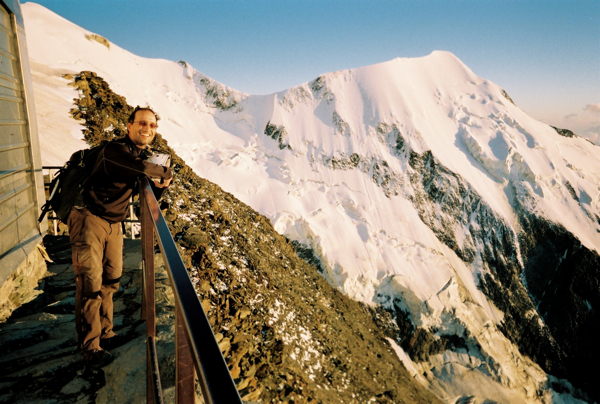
[23,2,599,403]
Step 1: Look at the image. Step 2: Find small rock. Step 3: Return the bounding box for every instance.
[237,376,253,390]
[201,299,211,313]
[230,364,241,379]
[218,337,231,355]
[241,387,262,401]
[61,377,91,395]
[246,364,257,377]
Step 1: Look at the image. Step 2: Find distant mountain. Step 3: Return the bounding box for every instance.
[23,3,599,403]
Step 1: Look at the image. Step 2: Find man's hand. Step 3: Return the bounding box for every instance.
[153,177,172,188]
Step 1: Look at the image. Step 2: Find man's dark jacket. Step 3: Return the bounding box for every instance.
[83,136,173,223]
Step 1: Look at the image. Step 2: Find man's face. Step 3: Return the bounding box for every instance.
[127,110,157,149]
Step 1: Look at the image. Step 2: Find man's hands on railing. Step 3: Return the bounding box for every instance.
[152,177,172,188]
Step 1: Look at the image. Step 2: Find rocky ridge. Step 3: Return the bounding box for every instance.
[20,9,599,400]
[174,172,443,403]
[255,64,600,401]
[302,107,599,402]
[0,71,444,404]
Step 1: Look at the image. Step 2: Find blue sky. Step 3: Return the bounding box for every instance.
[26,0,600,137]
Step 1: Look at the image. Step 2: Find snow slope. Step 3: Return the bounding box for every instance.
[23,3,598,403]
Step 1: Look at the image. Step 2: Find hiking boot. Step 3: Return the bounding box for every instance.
[83,348,114,368]
[99,334,125,351]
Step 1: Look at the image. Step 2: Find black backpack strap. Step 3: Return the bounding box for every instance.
[38,203,50,223]
[82,140,111,188]
[38,166,65,224]
[131,178,140,198]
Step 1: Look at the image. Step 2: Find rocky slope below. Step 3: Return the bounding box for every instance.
[22,6,599,399]
[0,237,172,403]
[173,169,443,403]
[1,229,443,404]
[0,71,443,403]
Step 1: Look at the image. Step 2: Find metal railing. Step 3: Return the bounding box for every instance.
[139,176,243,404]
[41,166,241,402]
[42,166,62,235]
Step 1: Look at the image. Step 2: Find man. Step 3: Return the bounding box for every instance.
[67,106,173,366]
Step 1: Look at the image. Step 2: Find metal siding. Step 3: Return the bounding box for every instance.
[0,124,26,146]
[0,146,27,171]
[0,23,12,53]
[1,0,22,27]
[0,219,18,258]
[0,168,26,234]
[16,199,35,240]
[0,98,21,120]
[0,192,16,231]
[0,165,27,193]
[0,51,17,77]
[0,81,18,97]
[0,5,9,33]
[0,3,41,259]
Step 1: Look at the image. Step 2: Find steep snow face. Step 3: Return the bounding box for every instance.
[258,52,599,255]
[23,2,246,166]
[23,3,599,403]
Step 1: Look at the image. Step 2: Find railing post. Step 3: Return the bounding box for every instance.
[129,196,135,239]
[148,336,165,404]
[140,183,158,404]
[176,302,195,403]
[49,169,58,235]
[138,177,243,404]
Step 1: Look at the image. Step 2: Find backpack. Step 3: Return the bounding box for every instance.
[39,141,109,223]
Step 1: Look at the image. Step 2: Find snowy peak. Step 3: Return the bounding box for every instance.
[269,50,486,142]
[265,49,501,162]
[250,48,600,254]
[23,3,600,402]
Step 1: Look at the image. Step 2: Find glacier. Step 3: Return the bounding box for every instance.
[22,3,599,403]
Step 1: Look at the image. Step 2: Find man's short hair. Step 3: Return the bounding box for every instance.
[128,105,160,124]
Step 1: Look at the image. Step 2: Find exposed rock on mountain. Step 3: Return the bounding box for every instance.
[187,176,443,403]
[34,72,442,403]
[517,207,600,395]
[22,3,600,402]
[551,126,578,138]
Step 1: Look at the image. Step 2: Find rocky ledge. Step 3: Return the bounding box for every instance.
[0,231,443,404]
[0,236,186,403]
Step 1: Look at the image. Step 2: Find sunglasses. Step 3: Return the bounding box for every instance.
[133,121,158,129]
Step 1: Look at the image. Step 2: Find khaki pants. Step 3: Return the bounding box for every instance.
[68,207,122,351]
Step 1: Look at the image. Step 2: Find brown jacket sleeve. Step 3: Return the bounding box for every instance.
[83,141,173,223]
